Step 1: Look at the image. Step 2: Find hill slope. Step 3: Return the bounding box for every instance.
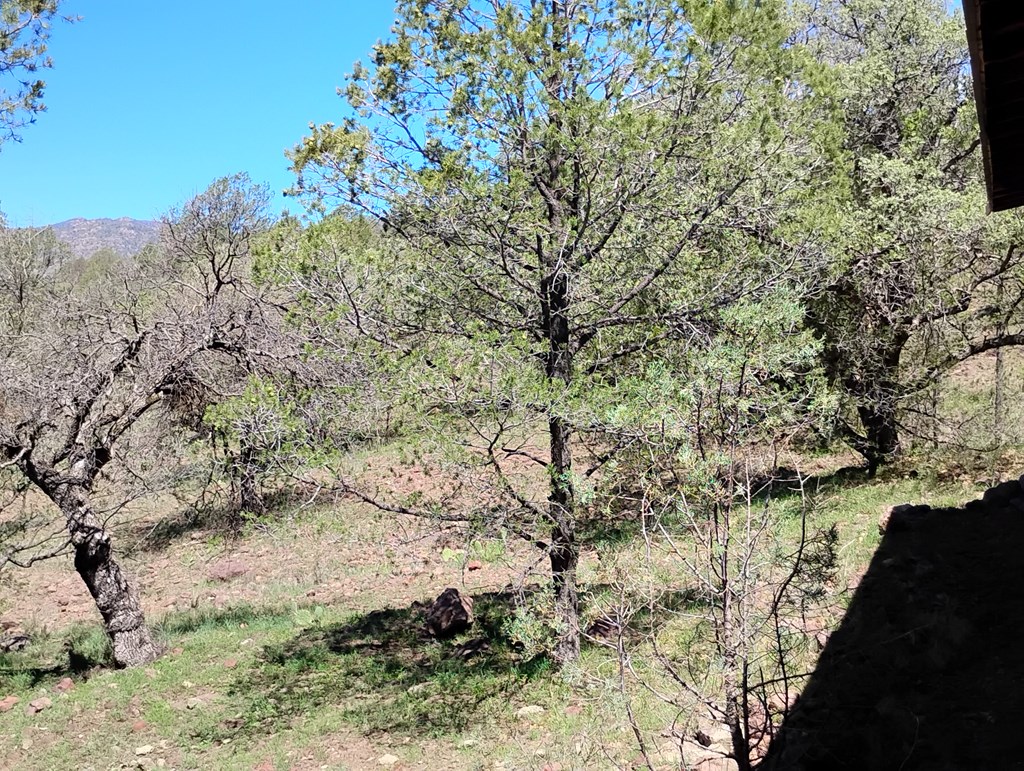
[50,217,163,258]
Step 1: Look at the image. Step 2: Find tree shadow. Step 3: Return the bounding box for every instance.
[208,590,551,741]
[759,477,1024,770]
[0,622,112,690]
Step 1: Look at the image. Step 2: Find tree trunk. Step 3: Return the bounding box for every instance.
[857,401,899,476]
[544,266,580,665]
[237,440,266,518]
[55,485,159,667]
[850,341,905,475]
[549,413,580,665]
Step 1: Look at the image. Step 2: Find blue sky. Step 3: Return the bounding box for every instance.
[0,2,397,226]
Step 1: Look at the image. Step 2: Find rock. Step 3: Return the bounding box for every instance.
[206,560,248,583]
[223,658,238,669]
[516,705,546,718]
[132,719,148,732]
[879,503,931,534]
[0,695,20,712]
[377,754,400,766]
[585,614,621,641]
[0,632,30,652]
[452,637,490,659]
[425,588,474,638]
[54,677,74,693]
[25,696,51,715]
[135,745,154,756]
[467,560,483,571]
[564,704,582,716]
[459,739,478,747]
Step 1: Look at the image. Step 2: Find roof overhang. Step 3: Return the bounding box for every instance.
[964,0,1024,212]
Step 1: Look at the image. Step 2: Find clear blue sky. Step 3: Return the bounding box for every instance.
[0,2,397,226]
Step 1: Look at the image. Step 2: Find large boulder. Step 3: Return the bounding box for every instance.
[425,588,474,638]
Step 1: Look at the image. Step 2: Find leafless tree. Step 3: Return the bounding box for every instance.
[0,175,274,666]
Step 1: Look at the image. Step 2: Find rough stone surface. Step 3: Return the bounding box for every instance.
[424,588,474,637]
[54,677,74,693]
[25,697,52,715]
[377,754,399,766]
[0,632,30,652]
[516,705,546,718]
[206,559,249,583]
[0,695,19,712]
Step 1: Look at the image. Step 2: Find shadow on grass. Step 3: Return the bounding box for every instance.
[210,590,551,740]
[0,622,112,691]
[760,478,1024,770]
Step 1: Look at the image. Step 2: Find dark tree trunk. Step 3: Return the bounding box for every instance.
[549,413,580,665]
[857,401,900,476]
[544,267,581,665]
[841,338,905,476]
[48,477,158,668]
[237,440,266,518]
[537,0,580,665]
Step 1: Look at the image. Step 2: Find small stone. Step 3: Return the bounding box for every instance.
[171,647,184,656]
[541,764,562,771]
[467,560,483,571]
[564,705,582,716]
[0,695,20,712]
[377,754,400,766]
[25,696,52,715]
[516,705,545,718]
[135,745,154,756]
[459,739,478,747]
[132,719,148,732]
[223,658,238,669]
[54,677,75,693]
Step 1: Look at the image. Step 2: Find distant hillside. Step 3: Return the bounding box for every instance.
[50,217,163,259]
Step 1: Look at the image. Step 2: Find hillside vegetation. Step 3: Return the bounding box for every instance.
[2,1,1024,770]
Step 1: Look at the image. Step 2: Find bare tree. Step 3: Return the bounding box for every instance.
[0,175,272,666]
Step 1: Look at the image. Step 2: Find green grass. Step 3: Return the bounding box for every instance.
[0,440,1004,770]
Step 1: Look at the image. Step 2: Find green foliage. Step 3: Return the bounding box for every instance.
[0,0,67,142]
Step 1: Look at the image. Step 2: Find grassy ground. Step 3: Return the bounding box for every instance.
[0,440,1000,770]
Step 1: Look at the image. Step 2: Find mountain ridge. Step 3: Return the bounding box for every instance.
[50,217,163,259]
